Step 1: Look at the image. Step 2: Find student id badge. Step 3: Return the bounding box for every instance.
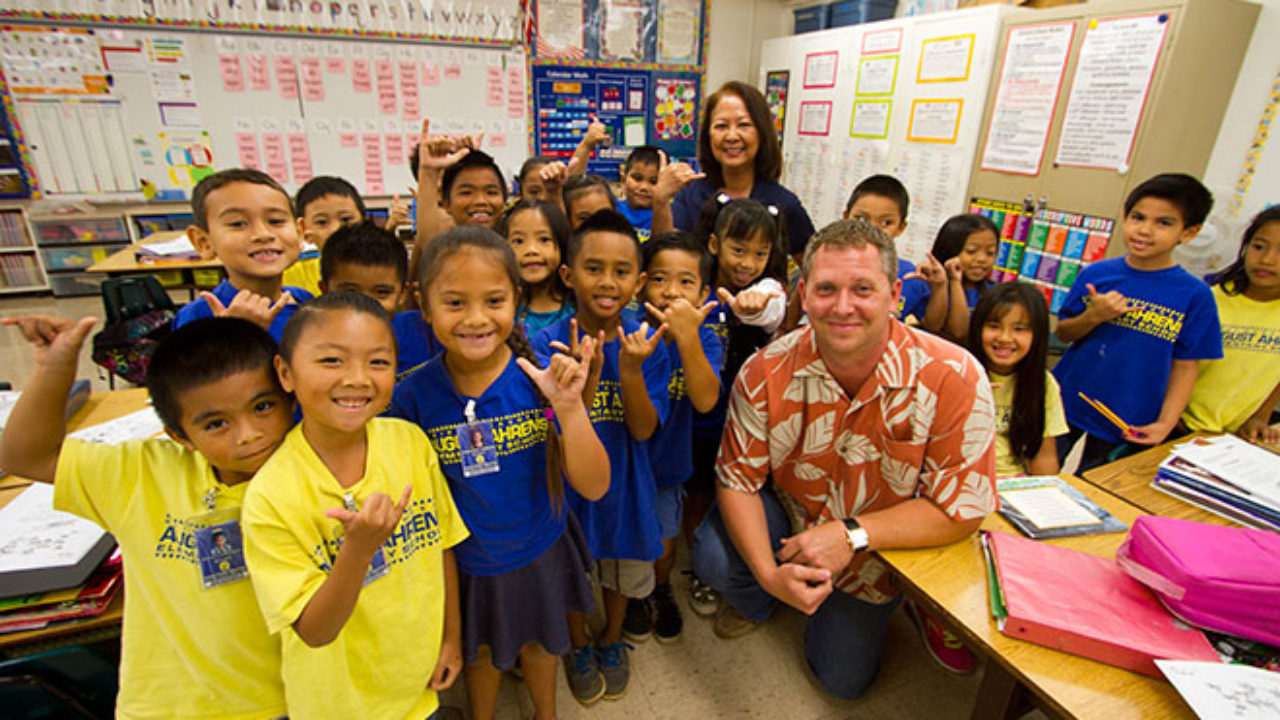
[457,419,500,478]
[191,507,249,589]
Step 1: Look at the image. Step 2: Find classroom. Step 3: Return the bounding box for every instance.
[1,1,1279,719]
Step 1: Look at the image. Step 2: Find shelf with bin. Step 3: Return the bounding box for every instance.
[30,216,131,297]
[0,206,50,294]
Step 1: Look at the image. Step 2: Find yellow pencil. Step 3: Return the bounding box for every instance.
[1078,392,1134,436]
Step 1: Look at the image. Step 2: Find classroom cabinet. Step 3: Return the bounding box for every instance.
[0,206,48,294]
[30,215,130,297]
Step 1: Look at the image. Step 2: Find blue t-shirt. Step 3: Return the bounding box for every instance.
[388,355,563,576]
[671,179,816,257]
[172,279,313,341]
[964,281,994,311]
[618,198,653,244]
[393,311,442,381]
[532,315,669,561]
[897,258,930,322]
[651,325,725,487]
[1053,258,1223,444]
[519,302,574,341]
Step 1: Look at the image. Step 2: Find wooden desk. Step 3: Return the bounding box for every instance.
[0,388,150,655]
[88,234,223,300]
[879,476,1193,720]
[1078,434,1231,526]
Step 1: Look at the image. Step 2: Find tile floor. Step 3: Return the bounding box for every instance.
[2,292,1053,720]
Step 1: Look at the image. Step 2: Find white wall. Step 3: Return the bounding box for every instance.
[1177,0,1280,277]
[705,0,795,92]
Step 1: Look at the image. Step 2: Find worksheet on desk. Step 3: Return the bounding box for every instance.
[1171,436,1280,510]
[0,484,107,574]
[1157,660,1280,720]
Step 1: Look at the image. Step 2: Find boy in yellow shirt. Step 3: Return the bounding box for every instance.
[0,315,294,720]
[283,176,368,296]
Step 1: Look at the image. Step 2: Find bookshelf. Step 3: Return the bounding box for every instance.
[0,207,48,294]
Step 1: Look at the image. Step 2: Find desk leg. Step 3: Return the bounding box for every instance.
[970,663,1030,720]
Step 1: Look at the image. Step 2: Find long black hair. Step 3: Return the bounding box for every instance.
[1207,206,1280,296]
[693,195,788,287]
[967,282,1050,468]
[497,199,572,307]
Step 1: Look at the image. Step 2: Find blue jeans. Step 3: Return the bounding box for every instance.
[691,487,901,699]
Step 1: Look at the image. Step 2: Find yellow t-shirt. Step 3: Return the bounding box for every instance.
[990,370,1069,477]
[243,419,468,720]
[1184,286,1280,432]
[53,438,285,720]
[282,256,321,298]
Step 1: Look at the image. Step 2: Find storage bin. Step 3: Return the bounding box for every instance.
[828,0,898,27]
[40,243,124,271]
[794,5,830,33]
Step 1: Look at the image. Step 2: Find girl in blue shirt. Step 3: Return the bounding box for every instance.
[389,226,609,720]
[497,199,575,339]
[927,213,999,340]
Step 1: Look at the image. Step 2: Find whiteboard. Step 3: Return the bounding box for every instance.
[759,5,1008,264]
[12,23,529,199]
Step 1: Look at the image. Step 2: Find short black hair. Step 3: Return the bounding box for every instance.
[294,176,367,219]
[320,221,408,284]
[845,174,910,220]
[563,174,617,219]
[642,230,713,286]
[1124,173,1214,228]
[441,150,508,203]
[190,169,290,231]
[931,213,1000,266]
[518,155,555,186]
[146,317,281,439]
[566,209,639,266]
[624,146,662,171]
[278,291,394,363]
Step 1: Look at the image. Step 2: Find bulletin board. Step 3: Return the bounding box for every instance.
[0,19,529,199]
[531,64,701,178]
[758,6,1010,264]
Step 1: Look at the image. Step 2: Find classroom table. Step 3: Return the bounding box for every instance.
[0,388,150,657]
[87,233,224,301]
[1080,431,1280,527]
[878,475,1195,720]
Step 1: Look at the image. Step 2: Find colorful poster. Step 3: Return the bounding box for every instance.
[159,131,215,188]
[654,77,697,141]
[658,0,701,64]
[600,0,649,63]
[917,34,975,83]
[907,99,963,143]
[536,0,586,59]
[765,70,790,145]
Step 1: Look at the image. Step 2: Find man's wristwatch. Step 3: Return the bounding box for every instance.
[842,518,870,555]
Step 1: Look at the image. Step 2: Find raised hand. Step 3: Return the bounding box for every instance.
[324,484,412,559]
[538,160,570,191]
[548,318,606,380]
[417,117,471,172]
[385,192,410,231]
[1,315,97,369]
[202,289,294,331]
[654,149,706,202]
[646,298,716,343]
[618,321,667,372]
[943,256,964,283]
[717,286,780,319]
[517,335,596,410]
[904,253,948,290]
[1084,283,1131,322]
[583,117,611,149]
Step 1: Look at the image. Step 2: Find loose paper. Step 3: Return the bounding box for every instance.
[0,484,108,574]
[804,51,839,89]
[856,56,899,96]
[1055,15,1169,170]
[1157,660,1280,720]
[917,35,975,83]
[68,407,165,445]
[981,23,1075,175]
[908,99,963,143]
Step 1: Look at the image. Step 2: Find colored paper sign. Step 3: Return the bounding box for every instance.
[300,56,324,102]
[219,54,244,92]
[247,54,270,91]
[288,133,313,185]
[352,59,372,93]
[235,132,260,170]
[261,132,287,184]
[981,22,1075,176]
[274,56,299,99]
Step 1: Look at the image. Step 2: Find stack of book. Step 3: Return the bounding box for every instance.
[0,549,122,635]
[1153,435,1280,532]
[134,231,203,264]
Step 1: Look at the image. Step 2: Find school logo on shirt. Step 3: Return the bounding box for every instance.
[1222,325,1280,354]
[425,409,547,466]
[668,367,686,402]
[310,496,444,572]
[589,380,627,424]
[154,513,201,563]
[1110,300,1184,342]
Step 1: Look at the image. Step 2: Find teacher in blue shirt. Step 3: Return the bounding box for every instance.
[652,81,816,260]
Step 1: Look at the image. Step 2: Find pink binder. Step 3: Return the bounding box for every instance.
[988,530,1219,677]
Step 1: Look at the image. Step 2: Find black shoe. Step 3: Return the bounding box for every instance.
[651,582,683,642]
[623,596,652,642]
